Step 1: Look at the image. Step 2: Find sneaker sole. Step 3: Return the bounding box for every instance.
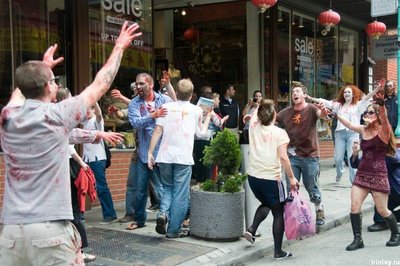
[156,216,167,235]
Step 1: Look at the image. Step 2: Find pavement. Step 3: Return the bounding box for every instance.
[82,158,375,266]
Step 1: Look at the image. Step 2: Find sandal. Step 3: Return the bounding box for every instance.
[125,222,146,230]
[274,251,293,260]
[244,231,255,244]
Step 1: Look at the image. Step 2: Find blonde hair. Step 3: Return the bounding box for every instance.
[176,79,194,100]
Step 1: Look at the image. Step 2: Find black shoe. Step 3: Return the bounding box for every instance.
[367,222,388,232]
[155,213,167,235]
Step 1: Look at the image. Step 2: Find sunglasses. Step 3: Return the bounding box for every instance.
[363,110,375,116]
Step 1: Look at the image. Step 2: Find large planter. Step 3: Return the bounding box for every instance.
[190,185,245,241]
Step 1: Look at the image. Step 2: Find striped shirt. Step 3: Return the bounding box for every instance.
[128,92,172,163]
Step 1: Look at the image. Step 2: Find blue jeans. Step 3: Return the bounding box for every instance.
[157,163,191,237]
[334,130,359,183]
[89,160,117,220]
[134,161,163,226]
[125,161,137,216]
[287,156,322,204]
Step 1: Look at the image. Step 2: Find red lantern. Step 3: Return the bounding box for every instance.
[365,21,386,39]
[318,9,341,35]
[183,27,198,42]
[251,0,278,13]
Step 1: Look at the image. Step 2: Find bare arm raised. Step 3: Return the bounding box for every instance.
[80,22,142,108]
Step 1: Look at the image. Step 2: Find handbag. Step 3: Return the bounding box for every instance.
[284,189,316,240]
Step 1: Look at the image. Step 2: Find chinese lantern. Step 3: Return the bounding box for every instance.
[318,9,341,35]
[183,27,198,42]
[365,21,386,39]
[251,0,278,13]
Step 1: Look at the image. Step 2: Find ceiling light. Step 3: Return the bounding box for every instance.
[181,9,187,16]
[277,10,283,22]
[298,17,304,28]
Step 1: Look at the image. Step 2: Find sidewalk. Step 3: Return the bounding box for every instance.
[83,159,375,266]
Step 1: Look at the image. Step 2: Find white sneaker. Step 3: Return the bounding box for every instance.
[82,252,96,262]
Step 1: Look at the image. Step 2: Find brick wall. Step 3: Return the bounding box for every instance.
[319,139,334,159]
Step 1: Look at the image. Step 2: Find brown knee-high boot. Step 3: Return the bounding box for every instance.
[346,213,364,251]
[383,213,400,247]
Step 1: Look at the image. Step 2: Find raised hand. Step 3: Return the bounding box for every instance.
[115,21,142,50]
[42,44,64,69]
[111,89,123,100]
[97,131,124,146]
[151,106,168,119]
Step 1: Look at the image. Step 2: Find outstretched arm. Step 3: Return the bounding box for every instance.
[160,70,177,101]
[80,22,142,108]
[337,114,363,134]
[111,89,131,105]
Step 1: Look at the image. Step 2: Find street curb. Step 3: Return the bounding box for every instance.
[210,205,375,266]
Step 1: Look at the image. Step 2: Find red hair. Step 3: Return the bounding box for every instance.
[336,85,363,105]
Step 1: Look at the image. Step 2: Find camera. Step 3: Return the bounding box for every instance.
[253,97,257,102]
[130,82,137,91]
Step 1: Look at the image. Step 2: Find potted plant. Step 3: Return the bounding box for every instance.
[190,129,246,241]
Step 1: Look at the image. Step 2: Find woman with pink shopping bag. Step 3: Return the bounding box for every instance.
[245,99,299,259]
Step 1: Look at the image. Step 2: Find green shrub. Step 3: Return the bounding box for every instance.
[201,129,246,192]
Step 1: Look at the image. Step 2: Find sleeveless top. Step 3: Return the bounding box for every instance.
[353,135,390,193]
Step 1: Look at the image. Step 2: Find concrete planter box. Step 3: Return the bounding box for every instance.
[190,185,245,241]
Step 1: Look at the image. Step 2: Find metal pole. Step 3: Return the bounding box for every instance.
[397,0,400,137]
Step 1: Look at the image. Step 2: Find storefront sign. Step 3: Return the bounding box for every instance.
[372,35,398,59]
[371,0,397,17]
[102,0,143,18]
[294,37,314,56]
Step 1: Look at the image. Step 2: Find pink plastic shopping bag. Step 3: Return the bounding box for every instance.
[284,189,316,240]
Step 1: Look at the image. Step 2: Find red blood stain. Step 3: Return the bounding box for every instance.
[75,112,81,121]
[1,108,10,128]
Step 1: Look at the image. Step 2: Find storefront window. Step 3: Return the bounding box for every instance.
[339,27,358,86]
[0,0,66,105]
[315,25,338,100]
[88,0,153,133]
[276,8,290,111]
[172,1,247,104]
[291,13,315,95]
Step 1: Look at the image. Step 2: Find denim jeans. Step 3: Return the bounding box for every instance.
[134,161,163,226]
[125,161,137,216]
[287,156,322,204]
[334,129,359,183]
[89,160,117,220]
[157,163,192,237]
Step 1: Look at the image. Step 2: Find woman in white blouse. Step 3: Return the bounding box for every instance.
[307,83,383,183]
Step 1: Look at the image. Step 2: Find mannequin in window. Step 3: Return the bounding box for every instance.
[168,63,181,89]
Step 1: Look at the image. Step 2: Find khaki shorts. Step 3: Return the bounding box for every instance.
[0,220,83,266]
